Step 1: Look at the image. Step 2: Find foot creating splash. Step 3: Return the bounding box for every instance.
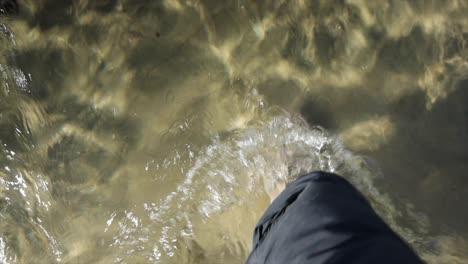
[150,111,468,263]
[139,112,447,263]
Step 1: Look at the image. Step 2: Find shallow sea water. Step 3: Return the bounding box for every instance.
[1,0,468,263]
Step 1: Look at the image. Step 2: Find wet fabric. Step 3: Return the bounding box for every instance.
[246,171,424,264]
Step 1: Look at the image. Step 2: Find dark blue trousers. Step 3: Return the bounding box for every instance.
[246,172,424,264]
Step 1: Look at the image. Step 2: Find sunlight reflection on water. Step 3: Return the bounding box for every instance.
[1,0,468,263]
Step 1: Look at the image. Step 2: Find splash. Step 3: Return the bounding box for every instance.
[103,111,457,263]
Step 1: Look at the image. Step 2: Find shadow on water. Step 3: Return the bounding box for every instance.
[0,0,18,16]
[299,76,468,235]
[29,1,75,30]
[382,80,468,235]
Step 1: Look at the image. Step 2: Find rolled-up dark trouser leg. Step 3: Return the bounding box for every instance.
[246,171,424,264]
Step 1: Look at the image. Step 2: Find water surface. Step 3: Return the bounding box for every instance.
[1,0,468,263]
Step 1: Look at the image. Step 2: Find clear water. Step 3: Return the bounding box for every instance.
[1,0,468,263]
